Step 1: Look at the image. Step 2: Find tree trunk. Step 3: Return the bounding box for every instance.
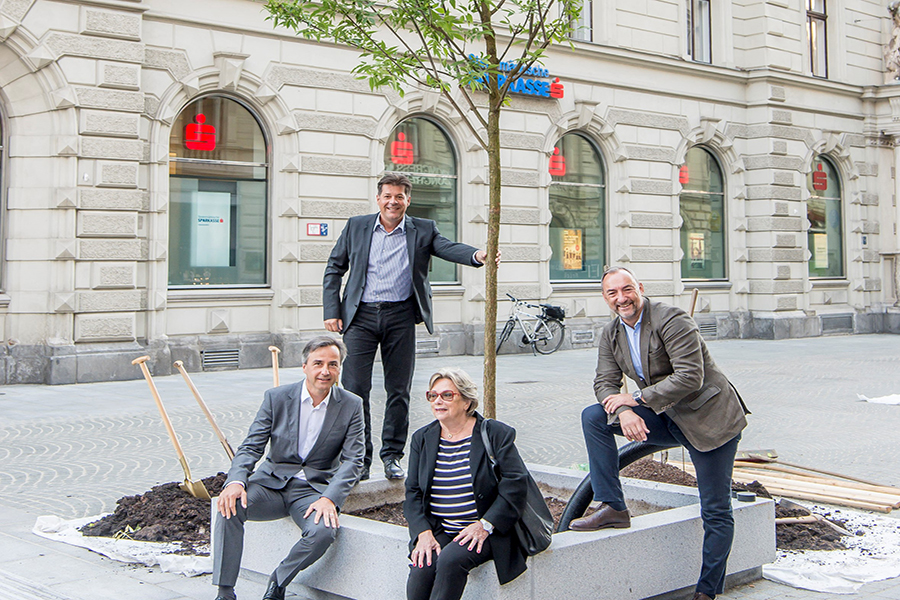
[483,103,501,419]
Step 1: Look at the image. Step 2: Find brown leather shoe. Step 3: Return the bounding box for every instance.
[568,503,631,531]
[692,593,714,600]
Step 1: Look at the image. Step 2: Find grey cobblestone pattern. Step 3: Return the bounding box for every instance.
[1,334,900,599]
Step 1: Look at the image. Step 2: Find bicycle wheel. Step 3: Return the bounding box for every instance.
[532,318,564,355]
[496,319,515,352]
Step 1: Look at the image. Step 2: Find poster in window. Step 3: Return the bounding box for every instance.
[191,191,232,267]
[689,232,705,269]
[813,233,828,270]
[563,228,583,270]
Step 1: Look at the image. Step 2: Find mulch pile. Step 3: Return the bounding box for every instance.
[80,473,227,552]
[82,458,849,554]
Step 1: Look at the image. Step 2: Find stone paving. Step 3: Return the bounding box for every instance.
[1,333,899,599]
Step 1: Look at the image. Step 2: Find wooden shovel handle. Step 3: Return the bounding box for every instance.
[132,356,195,481]
[689,288,699,318]
[174,361,235,461]
[269,346,281,388]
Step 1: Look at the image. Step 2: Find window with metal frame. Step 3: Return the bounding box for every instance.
[569,0,592,42]
[687,0,711,63]
[168,96,269,287]
[679,147,726,280]
[549,133,606,282]
[384,117,459,283]
[807,156,843,278]
[807,0,827,78]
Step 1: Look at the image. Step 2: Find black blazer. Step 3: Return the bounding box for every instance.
[323,214,482,334]
[403,413,529,585]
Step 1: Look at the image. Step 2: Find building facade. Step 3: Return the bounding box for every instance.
[1,0,899,384]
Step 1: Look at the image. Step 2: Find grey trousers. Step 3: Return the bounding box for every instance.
[212,478,337,587]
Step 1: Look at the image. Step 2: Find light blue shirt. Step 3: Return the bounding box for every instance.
[622,312,645,382]
[361,218,413,302]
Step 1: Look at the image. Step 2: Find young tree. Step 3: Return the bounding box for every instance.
[266,0,581,418]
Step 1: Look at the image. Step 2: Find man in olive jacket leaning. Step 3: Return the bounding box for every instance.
[571,267,749,600]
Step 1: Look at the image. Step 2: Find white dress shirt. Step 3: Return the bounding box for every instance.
[293,381,331,482]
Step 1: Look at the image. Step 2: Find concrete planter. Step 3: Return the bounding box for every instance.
[219,465,774,600]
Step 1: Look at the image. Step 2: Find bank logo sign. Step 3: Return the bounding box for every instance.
[469,55,564,99]
[185,114,216,151]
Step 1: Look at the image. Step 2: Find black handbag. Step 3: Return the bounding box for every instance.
[480,419,553,556]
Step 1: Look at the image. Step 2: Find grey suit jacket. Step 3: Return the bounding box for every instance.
[225,381,365,509]
[323,213,482,334]
[594,298,749,452]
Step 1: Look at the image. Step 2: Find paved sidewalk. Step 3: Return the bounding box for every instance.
[1,334,899,599]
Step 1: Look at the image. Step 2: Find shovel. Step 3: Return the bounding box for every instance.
[268,345,281,388]
[132,356,211,500]
[173,360,235,461]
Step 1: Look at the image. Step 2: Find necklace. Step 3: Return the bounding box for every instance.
[442,419,471,439]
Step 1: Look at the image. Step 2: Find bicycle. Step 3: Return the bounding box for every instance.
[496,293,566,355]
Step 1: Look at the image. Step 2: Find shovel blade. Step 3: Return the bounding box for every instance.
[179,479,211,500]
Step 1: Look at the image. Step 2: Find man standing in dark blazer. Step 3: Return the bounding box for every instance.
[570,267,749,600]
[323,173,492,481]
[212,336,364,600]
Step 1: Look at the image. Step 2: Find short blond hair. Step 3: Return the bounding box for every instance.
[429,368,479,416]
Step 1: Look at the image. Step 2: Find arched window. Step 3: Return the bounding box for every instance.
[168,96,268,287]
[679,147,726,280]
[549,133,606,281]
[807,156,843,278]
[384,117,458,282]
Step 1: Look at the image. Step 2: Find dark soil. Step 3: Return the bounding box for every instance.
[774,502,848,551]
[80,473,227,553]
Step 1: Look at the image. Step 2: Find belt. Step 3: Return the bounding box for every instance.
[359,297,413,310]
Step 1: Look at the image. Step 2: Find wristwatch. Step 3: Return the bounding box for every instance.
[632,389,645,405]
[479,518,494,534]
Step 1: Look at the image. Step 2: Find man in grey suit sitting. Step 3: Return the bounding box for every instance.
[571,268,749,600]
[212,336,364,600]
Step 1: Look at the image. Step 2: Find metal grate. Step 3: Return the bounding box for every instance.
[698,322,718,339]
[202,349,240,370]
[572,330,595,344]
[415,339,440,354]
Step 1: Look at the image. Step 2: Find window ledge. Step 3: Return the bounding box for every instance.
[432,284,465,296]
[682,281,732,290]
[810,279,849,290]
[0,293,10,309]
[550,281,603,294]
[168,288,274,304]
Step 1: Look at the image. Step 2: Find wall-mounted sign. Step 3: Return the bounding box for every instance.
[391,132,414,164]
[307,222,328,236]
[191,191,231,266]
[469,55,565,99]
[812,163,828,191]
[185,114,216,151]
[563,228,583,270]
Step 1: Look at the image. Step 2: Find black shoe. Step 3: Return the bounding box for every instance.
[383,457,405,480]
[262,580,285,600]
[359,464,370,481]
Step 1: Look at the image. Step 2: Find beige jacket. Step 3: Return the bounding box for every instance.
[594,298,749,452]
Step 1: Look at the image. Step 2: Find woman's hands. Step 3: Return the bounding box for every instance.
[411,530,442,567]
[453,521,489,553]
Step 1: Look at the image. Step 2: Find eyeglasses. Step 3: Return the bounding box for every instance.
[425,390,459,402]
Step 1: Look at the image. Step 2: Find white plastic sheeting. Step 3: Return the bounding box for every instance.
[33,515,212,576]
[763,503,900,594]
[857,393,900,405]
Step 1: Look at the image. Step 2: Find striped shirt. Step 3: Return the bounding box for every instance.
[360,218,412,302]
[429,436,478,534]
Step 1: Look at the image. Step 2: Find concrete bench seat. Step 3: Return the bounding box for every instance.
[214,465,774,600]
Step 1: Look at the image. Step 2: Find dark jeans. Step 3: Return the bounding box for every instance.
[582,404,740,597]
[406,532,494,600]
[341,298,416,466]
[212,479,336,588]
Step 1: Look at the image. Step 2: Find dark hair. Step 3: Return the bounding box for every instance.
[600,266,638,289]
[378,173,412,196]
[301,336,346,365]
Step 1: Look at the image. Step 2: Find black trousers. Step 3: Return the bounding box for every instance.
[341,298,416,466]
[582,404,740,597]
[406,532,494,600]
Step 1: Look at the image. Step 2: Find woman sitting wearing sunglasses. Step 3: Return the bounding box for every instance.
[404,368,529,600]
